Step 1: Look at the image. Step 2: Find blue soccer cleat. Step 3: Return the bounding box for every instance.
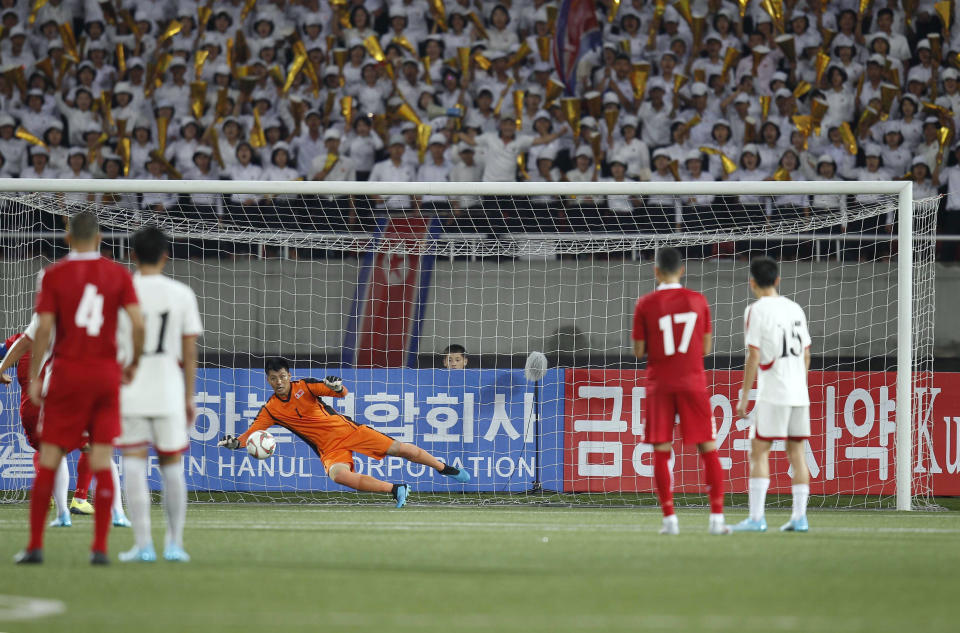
[448,468,471,484]
[731,517,768,532]
[780,517,809,532]
[163,545,191,562]
[394,484,409,508]
[112,509,132,528]
[119,545,157,563]
[49,511,72,528]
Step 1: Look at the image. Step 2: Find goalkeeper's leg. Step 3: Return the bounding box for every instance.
[387,441,471,483]
[327,463,410,508]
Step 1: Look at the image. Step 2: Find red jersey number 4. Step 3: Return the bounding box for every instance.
[75,284,105,336]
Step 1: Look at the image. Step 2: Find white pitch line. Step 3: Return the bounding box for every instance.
[317,611,874,631]
[0,595,66,622]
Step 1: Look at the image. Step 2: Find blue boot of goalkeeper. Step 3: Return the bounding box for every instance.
[393,484,409,509]
[440,463,471,483]
[779,517,809,532]
[731,518,767,532]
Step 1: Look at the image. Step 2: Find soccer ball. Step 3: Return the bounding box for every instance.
[246,430,276,459]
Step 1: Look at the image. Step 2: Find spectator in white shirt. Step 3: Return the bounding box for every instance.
[448,143,485,231]
[226,142,265,224]
[417,132,453,222]
[310,128,359,230]
[369,134,419,214]
[342,116,383,181]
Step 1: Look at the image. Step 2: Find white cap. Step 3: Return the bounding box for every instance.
[603,92,619,105]
[733,93,750,104]
[388,133,405,146]
[428,133,446,146]
[741,143,759,155]
[652,148,671,160]
[537,147,557,161]
[944,68,960,81]
[580,116,598,128]
[323,128,342,140]
[690,82,708,96]
[574,146,593,159]
[917,39,931,51]
[816,153,835,166]
[620,114,639,128]
[868,53,886,66]
[775,87,793,99]
[912,155,929,168]
[863,143,882,157]
[684,149,702,162]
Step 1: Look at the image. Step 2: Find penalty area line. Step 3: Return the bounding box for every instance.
[0,595,66,622]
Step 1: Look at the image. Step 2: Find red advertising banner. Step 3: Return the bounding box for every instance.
[564,370,960,496]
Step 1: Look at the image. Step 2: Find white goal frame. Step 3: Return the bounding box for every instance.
[0,178,918,510]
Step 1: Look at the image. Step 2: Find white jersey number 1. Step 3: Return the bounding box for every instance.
[658,311,698,356]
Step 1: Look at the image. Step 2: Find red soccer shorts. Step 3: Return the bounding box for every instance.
[643,387,716,445]
[40,359,122,450]
[19,395,40,450]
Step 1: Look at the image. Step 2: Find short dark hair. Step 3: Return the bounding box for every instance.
[750,256,779,288]
[442,344,467,356]
[68,210,99,241]
[131,226,169,265]
[264,357,290,374]
[655,247,683,275]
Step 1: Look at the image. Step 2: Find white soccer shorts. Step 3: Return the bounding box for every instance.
[749,402,811,440]
[116,414,190,454]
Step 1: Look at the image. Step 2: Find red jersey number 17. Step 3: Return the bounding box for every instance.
[658,311,698,356]
[75,283,105,336]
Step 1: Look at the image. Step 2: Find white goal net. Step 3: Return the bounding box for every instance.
[0,179,939,510]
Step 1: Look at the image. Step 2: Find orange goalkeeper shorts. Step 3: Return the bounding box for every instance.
[321,425,395,473]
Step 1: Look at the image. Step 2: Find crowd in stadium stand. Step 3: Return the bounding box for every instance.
[0,0,957,257]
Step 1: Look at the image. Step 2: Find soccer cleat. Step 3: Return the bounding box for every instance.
[709,520,732,536]
[119,545,157,563]
[14,549,43,564]
[659,515,679,535]
[163,545,191,563]
[49,511,72,528]
[447,469,471,484]
[90,551,110,566]
[112,509,132,528]
[70,498,94,515]
[394,484,409,509]
[732,518,768,532]
[779,517,809,532]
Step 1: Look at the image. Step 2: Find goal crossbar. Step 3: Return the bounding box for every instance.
[0,178,913,197]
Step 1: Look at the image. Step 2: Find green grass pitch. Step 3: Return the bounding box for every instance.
[2,503,959,633]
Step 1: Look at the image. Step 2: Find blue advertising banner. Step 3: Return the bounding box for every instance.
[0,369,566,494]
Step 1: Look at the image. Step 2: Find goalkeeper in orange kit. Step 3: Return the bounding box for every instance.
[218,358,471,507]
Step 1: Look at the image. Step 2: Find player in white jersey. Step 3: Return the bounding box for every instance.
[734,256,813,533]
[115,227,202,563]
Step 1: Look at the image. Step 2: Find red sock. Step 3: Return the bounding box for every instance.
[75,453,91,500]
[28,466,56,550]
[700,449,725,514]
[653,451,674,517]
[32,452,39,474]
[92,469,114,554]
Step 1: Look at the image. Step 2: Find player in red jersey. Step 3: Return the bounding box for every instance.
[632,247,730,535]
[15,211,145,566]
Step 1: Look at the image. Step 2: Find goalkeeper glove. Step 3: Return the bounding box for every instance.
[218,435,241,450]
[323,376,344,392]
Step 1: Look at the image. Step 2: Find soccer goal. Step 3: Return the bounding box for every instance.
[0,178,939,511]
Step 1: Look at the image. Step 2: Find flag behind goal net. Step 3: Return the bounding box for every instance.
[0,181,941,509]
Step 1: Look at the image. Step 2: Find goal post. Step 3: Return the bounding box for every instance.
[0,178,937,510]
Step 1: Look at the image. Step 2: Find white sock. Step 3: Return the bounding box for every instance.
[791,483,810,521]
[161,460,187,549]
[123,456,152,550]
[748,477,769,522]
[110,459,125,516]
[53,459,69,516]
[709,512,725,525]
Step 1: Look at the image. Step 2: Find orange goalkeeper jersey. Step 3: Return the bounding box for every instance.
[238,379,357,456]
